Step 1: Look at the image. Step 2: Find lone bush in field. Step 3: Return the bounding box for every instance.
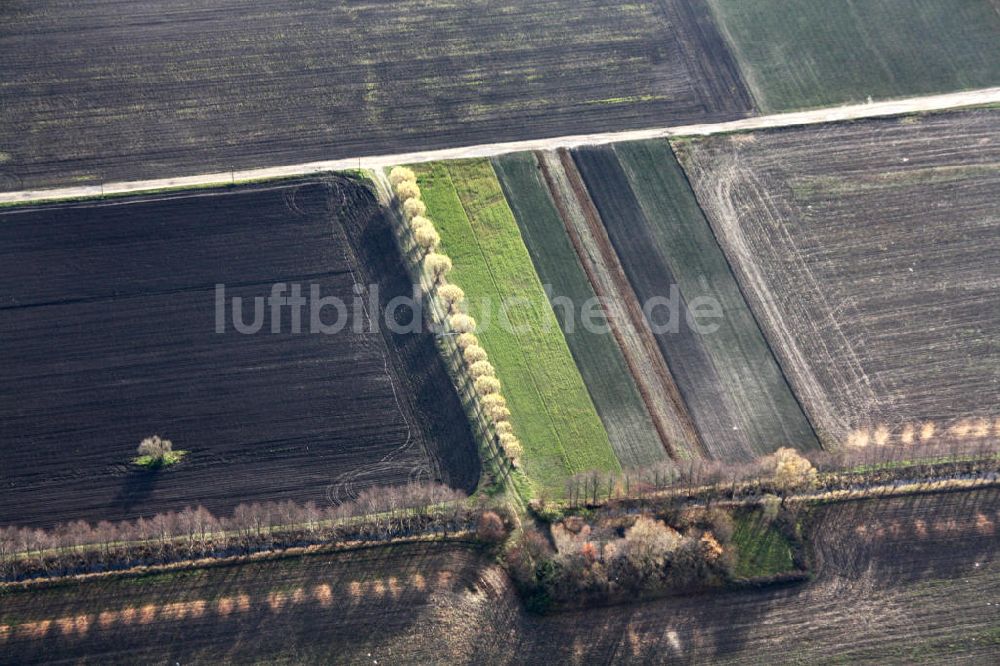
[403,198,427,220]
[395,180,421,201]
[424,253,453,282]
[449,313,476,334]
[138,435,171,458]
[469,360,495,379]
[455,333,479,350]
[475,375,502,396]
[134,436,186,468]
[437,284,465,311]
[463,344,488,364]
[388,166,416,187]
[414,225,440,251]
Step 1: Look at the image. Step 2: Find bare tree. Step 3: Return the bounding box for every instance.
[455,332,479,350]
[402,197,427,220]
[468,360,495,379]
[137,435,173,462]
[476,511,507,543]
[449,313,476,334]
[424,252,453,282]
[766,447,819,496]
[463,344,488,364]
[436,284,465,311]
[388,166,416,187]
[414,225,441,251]
[474,375,501,396]
[395,180,421,201]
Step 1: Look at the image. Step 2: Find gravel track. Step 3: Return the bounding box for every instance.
[2,88,997,207]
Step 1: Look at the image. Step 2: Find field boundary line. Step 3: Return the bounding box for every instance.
[0,533,479,592]
[3,87,999,206]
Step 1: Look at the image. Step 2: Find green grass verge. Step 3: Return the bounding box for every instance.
[132,450,188,468]
[731,511,795,579]
[708,0,1000,112]
[413,159,619,496]
[492,152,665,470]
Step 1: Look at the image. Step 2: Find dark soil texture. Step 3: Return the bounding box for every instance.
[678,109,1000,447]
[0,180,479,527]
[0,0,754,191]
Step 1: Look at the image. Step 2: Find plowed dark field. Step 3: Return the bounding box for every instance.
[678,109,1000,447]
[3,490,997,663]
[0,180,478,527]
[0,0,753,191]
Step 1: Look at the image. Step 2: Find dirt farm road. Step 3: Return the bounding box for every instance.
[3,87,999,206]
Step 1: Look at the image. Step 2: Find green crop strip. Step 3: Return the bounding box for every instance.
[492,152,665,469]
[414,160,619,495]
[732,512,795,579]
[708,0,1000,112]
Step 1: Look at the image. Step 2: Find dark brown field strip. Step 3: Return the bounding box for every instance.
[677,109,1000,447]
[0,271,352,312]
[573,146,750,459]
[0,0,754,191]
[539,150,704,460]
[0,180,478,527]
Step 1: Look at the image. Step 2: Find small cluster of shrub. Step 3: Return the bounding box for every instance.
[133,435,186,468]
[506,508,740,613]
[389,166,523,468]
[0,483,511,583]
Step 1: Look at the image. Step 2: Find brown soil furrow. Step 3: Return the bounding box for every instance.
[536,149,703,459]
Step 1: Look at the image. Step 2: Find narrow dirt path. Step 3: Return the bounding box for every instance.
[3,87,998,206]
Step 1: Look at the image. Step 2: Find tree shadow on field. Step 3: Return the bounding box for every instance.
[330,176,481,493]
[811,488,1000,586]
[112,468,159,513]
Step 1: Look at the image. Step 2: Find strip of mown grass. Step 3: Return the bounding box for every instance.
[707,0,1000,112]
[731,511,795,579]
[492,152,664,470]
[615,140,818,456]
[414,160,619,495]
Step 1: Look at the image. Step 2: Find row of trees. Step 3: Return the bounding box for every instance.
[389,166,524,468]
[561,447,818,506]
[0,482,491,582]
[560,438,1000,507]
